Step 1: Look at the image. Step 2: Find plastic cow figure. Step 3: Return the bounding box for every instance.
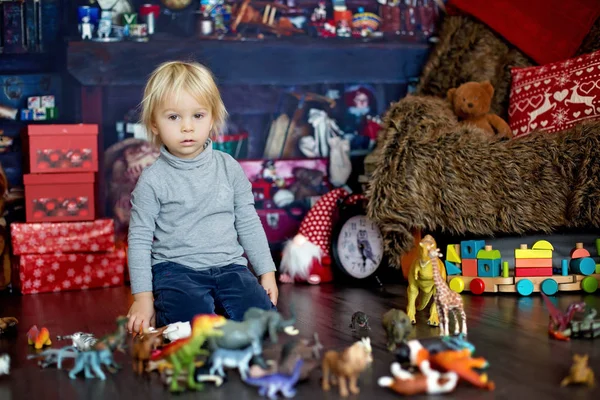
[0,354,10,375]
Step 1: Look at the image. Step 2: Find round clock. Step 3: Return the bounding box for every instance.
[331,195,385,281]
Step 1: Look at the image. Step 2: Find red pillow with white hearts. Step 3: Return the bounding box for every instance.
[508,49,600,138]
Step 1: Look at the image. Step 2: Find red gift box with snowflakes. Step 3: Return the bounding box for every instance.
[14,252,125,295]
[10,219,116,255]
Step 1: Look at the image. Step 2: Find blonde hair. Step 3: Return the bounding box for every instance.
[140,61,228,147]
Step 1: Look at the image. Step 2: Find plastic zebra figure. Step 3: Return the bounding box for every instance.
[57,332,98,351]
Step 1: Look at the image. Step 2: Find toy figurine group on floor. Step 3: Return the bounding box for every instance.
[0,235,596,395]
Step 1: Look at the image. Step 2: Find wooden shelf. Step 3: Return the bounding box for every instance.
[67,35,432,86]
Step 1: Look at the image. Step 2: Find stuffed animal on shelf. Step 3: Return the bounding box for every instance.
[447,81,513,139]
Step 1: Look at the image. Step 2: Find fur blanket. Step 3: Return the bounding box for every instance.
[365,96,600,268]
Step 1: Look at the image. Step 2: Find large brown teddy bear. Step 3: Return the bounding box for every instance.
[447,81,513,139]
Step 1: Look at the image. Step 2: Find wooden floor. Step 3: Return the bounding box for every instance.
[1,282,600,399]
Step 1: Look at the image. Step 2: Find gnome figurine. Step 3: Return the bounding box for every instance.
[279,187,350,284]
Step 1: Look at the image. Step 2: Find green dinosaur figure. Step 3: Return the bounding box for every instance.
[151,314,226,392]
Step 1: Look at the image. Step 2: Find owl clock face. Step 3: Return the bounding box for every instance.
[335,215,384,279]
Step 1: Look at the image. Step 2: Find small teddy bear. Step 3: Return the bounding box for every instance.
[447,81,513,140]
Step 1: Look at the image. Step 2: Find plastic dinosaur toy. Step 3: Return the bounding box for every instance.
[27,325,52,349]
[382,309,413,352]
[68,343,117,380]
[569,306,600,339]
[209,344,259,380]
[209,307,298,369]
[406,235,447,326]
[541,293,586,340]
[243,358,304,399]
[151,314,226,392]
[378,361,458,395]
[322,338,373,397]
[561,354,595,388]
[251,333,323,382]
[349,312,371,334]
[0,354,9,375]
[0,317,18,335]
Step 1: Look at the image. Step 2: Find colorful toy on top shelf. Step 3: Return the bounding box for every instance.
[406,235,447,327]
[446,239,600,296]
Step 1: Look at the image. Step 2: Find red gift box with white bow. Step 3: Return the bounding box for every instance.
[10,218,125,294]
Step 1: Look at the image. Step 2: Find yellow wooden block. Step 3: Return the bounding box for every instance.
[514,249,552,259]
[532,240,554,251]
[446,244,461,263]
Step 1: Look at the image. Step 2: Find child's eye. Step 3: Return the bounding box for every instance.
[194,113,205,119]
[168,115,179,121]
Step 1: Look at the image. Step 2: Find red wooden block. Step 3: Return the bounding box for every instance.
[515,258,553,268]
[462,259,478,277]
[515,267,553,277]
[470,278,485,295]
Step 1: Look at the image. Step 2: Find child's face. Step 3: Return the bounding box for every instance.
[152,90,213,159]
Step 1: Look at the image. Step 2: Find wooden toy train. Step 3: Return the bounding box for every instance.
[445,240,600,296]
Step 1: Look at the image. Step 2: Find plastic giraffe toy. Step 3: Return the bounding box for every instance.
[425,236,467,337]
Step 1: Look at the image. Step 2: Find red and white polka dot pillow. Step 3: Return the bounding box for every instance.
[508,49,600,138]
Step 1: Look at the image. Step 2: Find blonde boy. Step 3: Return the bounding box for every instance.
[126,61,278,334]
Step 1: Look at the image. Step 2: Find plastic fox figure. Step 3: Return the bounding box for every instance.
[27,325,52,349]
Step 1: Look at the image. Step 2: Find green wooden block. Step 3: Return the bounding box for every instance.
[596,263,600,274]
[476,248,501,260]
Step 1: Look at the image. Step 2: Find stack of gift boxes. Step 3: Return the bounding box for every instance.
[21,96,59,121]
[10,124,125,295]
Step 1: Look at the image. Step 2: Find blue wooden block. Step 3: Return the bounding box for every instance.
[477,259,501,277]
[444,260,462,275]
[461,240,486,259]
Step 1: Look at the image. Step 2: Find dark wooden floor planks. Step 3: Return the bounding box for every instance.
[1,283,600,399]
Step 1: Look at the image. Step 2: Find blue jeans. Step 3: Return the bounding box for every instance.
[152,262,276,327]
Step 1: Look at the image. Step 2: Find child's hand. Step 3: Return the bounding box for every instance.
[260,272,279,306]
[127,292,155,335]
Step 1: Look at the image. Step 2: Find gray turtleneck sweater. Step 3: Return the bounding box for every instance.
[127,140,276,295]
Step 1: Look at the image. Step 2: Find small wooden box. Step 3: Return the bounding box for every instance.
[23,173,95,222]
[23,124,98,173]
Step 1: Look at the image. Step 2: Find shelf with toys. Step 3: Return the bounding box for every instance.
[67,33,431,87]
[444,240,600,296]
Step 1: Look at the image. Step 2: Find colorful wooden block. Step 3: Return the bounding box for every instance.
[514,247,552,259]
[476,245,501,260]
[502,261,509,278]
[570,242,591,259]
[532,240,554,251]
[514,267,553,277]
[477,258,500,277]
[514,258,553,268]
[570,257,596,276]
[446,244,461,263]
[596,264,600,274]
[461,240,485,259]
[562,259,569,276]
[462,258,478,277]
[444,260,462,275]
